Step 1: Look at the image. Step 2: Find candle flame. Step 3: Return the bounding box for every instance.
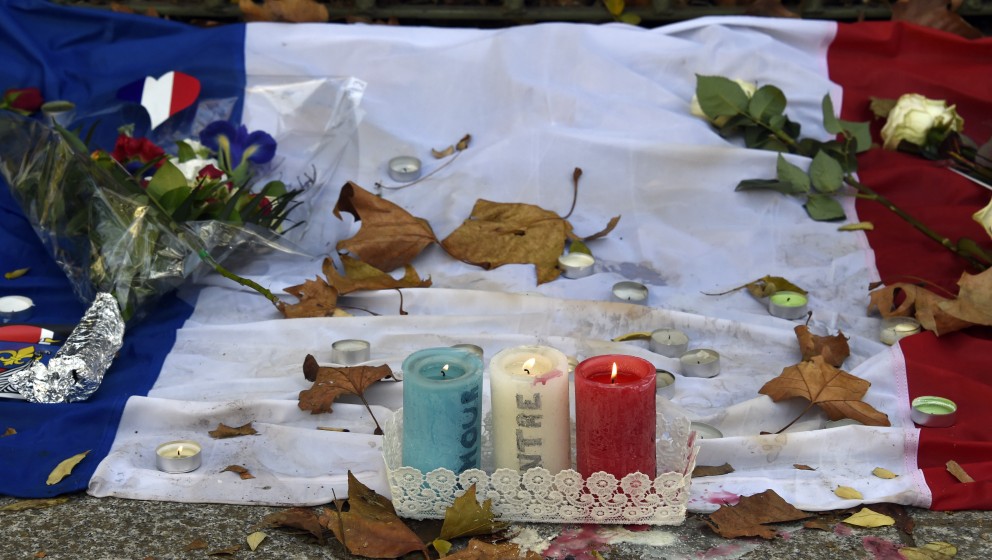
[610,362,618,384]
[523,357,536,375]
[177,446,183,457]
[441,363,449,377]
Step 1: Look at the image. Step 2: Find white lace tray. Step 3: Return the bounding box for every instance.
[382,407,699,525]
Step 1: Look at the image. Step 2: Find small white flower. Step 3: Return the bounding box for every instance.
[690,78,757,127]
[880,93,964,150]
[169,156,223,183]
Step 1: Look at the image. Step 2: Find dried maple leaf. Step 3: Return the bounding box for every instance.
[334,181,437,272]
[692,463,736,478]
[279,276,340,319]
[892,0,983,39]
[255,507,326,544]
[328,255,431,295]
[298,356,392,415]
[208,422,258,439]
[222,465,255,480]
[867,270,992,336]
[238,0,329,22]
[759,356,890,430]
[705,489,811,539]
[437,484,508,542]
[441,200,574,284]
[444,538,543,560]
[319,471,428,559]
[794,325,849,367]
[937,268,992,326]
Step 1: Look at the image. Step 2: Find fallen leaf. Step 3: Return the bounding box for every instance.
[209,422,258,439]
[222,465,256,480]
[843,507,895,528]
[444,538,543,560]
[183,538,209,551]
[794,324,850,367]
[279,276,340,318]
[432,145,455,158]
[706,275,806,298]
[46,450,89,485]
[759,356,890,427]
[793,464,816,471]
[692,463,736,477]
[867,503,915,535]
[238,0,328,22]
[455,134,471,151]
[892,0,983,39]
[834,486,864,500]
[4,267,29,279]
[899,541,958,560]
[255,507,326,544]
[433,538,453,556]
[441,199,573,284]
[868,282,978,336]
[803,518,835,531]
[318,471,428,559]
[946,460,975,483]
[438,484,508,542]
[334,181,437,272]
[33,552,45,559]
[298,357,392,414]
[206,544,242,556]
[838,222,874,231]
[328,255,431,295]
[2,427,14,437]
[873,467,898,479]
[611,331,651,342]
[938,268,992,327]
[704,489,811,539]
[246,531,266,551]
[0,497,69,511]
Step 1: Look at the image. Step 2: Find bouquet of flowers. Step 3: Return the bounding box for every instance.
[0,78,364,323]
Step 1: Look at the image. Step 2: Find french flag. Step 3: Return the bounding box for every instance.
[1,0,990,514]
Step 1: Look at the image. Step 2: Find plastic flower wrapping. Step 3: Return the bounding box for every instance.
[0,77,365,324]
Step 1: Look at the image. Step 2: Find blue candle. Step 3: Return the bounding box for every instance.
[401,347,484,473]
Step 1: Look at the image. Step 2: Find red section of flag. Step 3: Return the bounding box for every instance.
[170,71,200,117]
[829,21,992,511]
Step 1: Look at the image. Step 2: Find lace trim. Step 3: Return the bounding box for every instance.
[383,408,698,525]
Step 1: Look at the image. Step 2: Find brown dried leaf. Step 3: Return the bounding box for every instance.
[938,268,992,326]
[445,538,543,560]
[578,214,621,242]
[279,276,340,318]
[803,518,835,531]
[793,464,816,471]
[238,0,329,22]
[2,427,14,437]
[899,541,958,560]
[255,507,326,544]
[222,465,256,480]
[438,484,508,541]
[432,145,455,158]
[328,255,432,295]
[318,471,427,558]
[299,356,393,414]
[441,199,573,284]
[748,276,805,298]
[693,463,736,478]
[206,544,242,556]
[795,325,850,367]
[759,356,890,427]
[334,182,437,272]
[0,497,69,512]
[705,489,811,539]
[866,503,915,535]
[46,450,89,485]
[946,460,975,483]
[183,538,208,551]
[208,422,258,439]
[892,0,983,39]
[868,283,978,336]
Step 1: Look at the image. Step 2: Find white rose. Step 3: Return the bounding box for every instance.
[974,196,992,241]
[879,93,964,150]
[169,156,224,183]
[690,78,757,126]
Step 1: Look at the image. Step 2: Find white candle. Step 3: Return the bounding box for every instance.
[611,281,649,305]
[679,349,721,378]
[387,156,422,182]
[489,345,571,473]
[649,329,689,357]
[331,339,371,365]
[155,440,202,473]
[557,252,595,279]
[879,317,921,346]
[0,295,34,322]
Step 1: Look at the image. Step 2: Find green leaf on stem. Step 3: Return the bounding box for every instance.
[695,75,750,120]
[810,151,844,194]
[177,140,197,163]
[735,179,807,195]
[869,97,896,119]
[840,120,872,153]
[804,194,846,221]
[145,160,188,203]
[822,95,843,135]
[749,85,787,122]
[776,154,811,193]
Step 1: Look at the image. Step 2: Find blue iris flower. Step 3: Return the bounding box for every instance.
[199,121,276,170]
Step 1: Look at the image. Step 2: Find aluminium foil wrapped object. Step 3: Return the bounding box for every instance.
[11,293,125,403]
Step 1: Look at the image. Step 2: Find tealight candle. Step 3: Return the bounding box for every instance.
[401,347,484,472]
[679,349,720,378]
[656,369,676,390]
[575,354,656,478]
[649,329,689,358]
[450,344,484,360]
[0,295,34,322]
[387,156,422,182]
[331,339,371,365]
[557,252,595,279]
[879,317,922,346]
[910,396,957,428]
[489,345,571,473]
[611,281,649,305]
[155,440,202,473]
[768,291,809,320]
[690,422,723,440]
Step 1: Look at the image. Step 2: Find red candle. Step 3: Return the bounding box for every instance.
[575,354,656,478]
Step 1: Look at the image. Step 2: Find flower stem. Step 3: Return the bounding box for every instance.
[195,248,283,307]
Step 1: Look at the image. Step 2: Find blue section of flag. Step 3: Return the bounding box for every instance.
[0,0,246,497]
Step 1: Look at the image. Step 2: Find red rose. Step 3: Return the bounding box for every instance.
[197,164,226,180]
[110,134,165,169]
[2,87,44,115]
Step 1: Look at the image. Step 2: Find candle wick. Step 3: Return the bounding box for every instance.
[524,368,531,375]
